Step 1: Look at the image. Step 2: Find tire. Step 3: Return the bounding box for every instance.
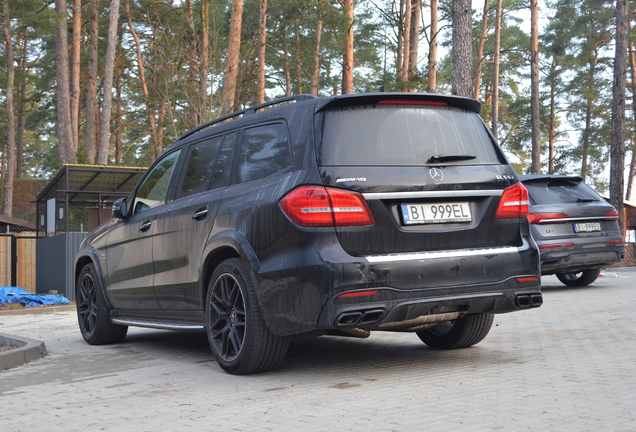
[416,313,495,350]
[556,268,601,287]
[206,258,289,375]
[76,263,128,345]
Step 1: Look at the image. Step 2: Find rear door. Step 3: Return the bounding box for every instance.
[317,100,522,256]
[152,132,237,310]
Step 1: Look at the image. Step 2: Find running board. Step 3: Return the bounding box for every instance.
[111,318,205,331]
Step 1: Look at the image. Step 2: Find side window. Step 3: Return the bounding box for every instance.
[210,132,237,190]
[132,150,181,215]
[176,136,223,199]
[237,123,291,183]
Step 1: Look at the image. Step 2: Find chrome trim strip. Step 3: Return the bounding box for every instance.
[538,217,611,224]
[363,190,503,200]
[365,246,519,263]
[111,319,204,331]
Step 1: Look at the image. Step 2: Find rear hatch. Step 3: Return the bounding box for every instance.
[521,175,621,243]
[316,94,525,256]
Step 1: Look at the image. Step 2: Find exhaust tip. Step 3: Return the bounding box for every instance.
[336,312,363,326]
[531,294,543,307]
[360,309,385,325]
[515,295,532,308]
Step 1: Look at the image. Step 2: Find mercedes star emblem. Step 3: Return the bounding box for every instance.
[429,167,444,182]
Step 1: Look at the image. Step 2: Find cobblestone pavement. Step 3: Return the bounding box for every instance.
[2,271,636,432]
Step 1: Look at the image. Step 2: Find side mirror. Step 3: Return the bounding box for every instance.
[112,198,128,219]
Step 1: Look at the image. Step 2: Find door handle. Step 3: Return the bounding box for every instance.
[139,221,152,232]
[192,208,209,221]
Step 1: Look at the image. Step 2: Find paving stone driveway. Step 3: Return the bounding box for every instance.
[1,271,636,432]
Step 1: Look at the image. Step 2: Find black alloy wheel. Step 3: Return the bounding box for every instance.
[77,270,98,338]
[76,263,128,345]
[209,273,247,362]
[416,313,495,349]
[206,258,289,375]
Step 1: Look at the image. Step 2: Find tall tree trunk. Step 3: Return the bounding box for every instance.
[126,1,159,164]
[3,0,15,216]
[474,0,489,100]
[401,0,411,86]
[530,0,541,174]
[282,37,292,96]
[609,0,628,233]
[16,33,27,179]
[220,0,244,116]
[97,0,121,165]
[257,0,267,104]
[85,0,99,164]
[408,0,420,79]
[295,27,303,94]
[70,0,81,154]
[200,0,209,118]
[311,18,323,95]
[55,0,75,165]
[491,0,502,140]
[627,37,636,200]
[115,69,122,165]
[185,0,199,126]
[428,0,438,92]
[548,79,556,174]
[341,0,354,94]
[581,98,592,181]
[451,0,472,97]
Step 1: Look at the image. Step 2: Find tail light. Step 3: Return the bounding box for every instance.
[279,186,376,227]
[605,209,619,220]
[496,183,529,219]
[528,212,570,224]
[538,242,574,249]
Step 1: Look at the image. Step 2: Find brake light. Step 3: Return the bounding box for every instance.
[280,186,376,227]
[377,100,448,106]
[496,183,529,219]
[605,209,619,220]
[610,239,624,244]
[538,242,574,249]
[516,277,540,282]
[338,290,380,298]
[527,212,570,224]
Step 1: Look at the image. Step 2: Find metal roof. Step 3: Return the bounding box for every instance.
[36,164,147,202]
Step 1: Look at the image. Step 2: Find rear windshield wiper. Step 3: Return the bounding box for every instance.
[577,197,597,203]
[427,154,477,164]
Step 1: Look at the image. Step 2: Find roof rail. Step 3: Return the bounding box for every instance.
[177,94,318,142]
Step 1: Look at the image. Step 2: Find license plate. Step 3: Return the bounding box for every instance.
[401,202,472,225]
[573,222,601,233]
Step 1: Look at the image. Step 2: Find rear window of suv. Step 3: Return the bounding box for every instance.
[525,180,601,204]
[319,104,502,166]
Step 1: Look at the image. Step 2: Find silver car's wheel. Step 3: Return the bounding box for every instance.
[416,313,495,349]
[556,268,601,287]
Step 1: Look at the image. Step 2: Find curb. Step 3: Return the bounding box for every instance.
[0,305,76,316]
[0,332,47,370]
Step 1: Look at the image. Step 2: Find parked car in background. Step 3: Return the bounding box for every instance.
[520,175,624,287]
[75,93,542,375]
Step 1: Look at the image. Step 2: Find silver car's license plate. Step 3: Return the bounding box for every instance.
[573,222,601,233]
[401,202,472,225]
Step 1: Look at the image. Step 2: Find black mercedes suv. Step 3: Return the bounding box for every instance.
[75,93,541,374]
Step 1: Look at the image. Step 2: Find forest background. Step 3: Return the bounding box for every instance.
[0,0,633,228]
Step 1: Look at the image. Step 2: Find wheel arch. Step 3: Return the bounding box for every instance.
[75,249,113,308]
[201,230,261,307]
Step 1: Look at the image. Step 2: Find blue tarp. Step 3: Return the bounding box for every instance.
[0,287,70,307]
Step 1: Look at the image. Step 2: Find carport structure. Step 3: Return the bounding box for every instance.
[35,164,146,237]
[34,164,147,300]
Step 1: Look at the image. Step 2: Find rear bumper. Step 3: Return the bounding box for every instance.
[539,243,624,275]
[255,236,541,336]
